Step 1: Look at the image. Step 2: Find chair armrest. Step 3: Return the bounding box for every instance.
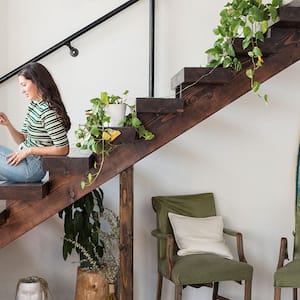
[151,229,172,239]
[151,229,175,278]
[276,237,289,270]
[223,227,247,263]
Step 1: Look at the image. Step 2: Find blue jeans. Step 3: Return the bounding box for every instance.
[0,145,46,183]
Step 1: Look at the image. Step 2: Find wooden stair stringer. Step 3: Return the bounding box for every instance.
[0,27,300,249]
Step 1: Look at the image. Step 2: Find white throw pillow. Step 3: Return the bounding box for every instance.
[168,212,234,259]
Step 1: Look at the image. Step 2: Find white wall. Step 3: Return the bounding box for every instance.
[0,0,299,299]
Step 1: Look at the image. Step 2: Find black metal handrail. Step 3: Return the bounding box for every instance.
[0,0,155,96]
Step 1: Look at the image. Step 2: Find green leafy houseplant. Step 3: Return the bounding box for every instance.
[59,187,105,268]
[59,187,120,290]
[75,90,155,189]
[121,104,155,140]
[206,0,283,101]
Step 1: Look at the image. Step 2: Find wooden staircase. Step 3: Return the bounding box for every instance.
[1,0,300,250]
[0,0,300,298]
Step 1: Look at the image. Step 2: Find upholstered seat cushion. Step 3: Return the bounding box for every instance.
[159,253,253,285]
[274,259,300,287]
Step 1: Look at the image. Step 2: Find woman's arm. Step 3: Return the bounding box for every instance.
[6,145,69,166]
[28,144,70,156]
[0,112,26,144]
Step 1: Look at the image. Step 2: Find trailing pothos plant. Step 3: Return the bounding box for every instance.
[206,0,283,102]
[121,104,155,140]
[75,90,154,189]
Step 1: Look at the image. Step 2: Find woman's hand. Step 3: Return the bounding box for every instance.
[6,148,31,166]
[0,112,10,127]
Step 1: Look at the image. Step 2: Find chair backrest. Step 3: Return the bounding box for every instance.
[293,145,300,259]
[152,193,216,259]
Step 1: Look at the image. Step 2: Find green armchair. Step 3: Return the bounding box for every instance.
[151,193,253,300]
[274,146,300,300]
[274,206,300,300]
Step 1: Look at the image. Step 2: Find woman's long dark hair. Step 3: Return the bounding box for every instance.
[18,62,71,131]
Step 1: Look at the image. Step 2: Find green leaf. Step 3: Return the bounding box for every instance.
[252,81,260,92]
[90,125,99,137]
[88,173,93,183]
[246,68,253,79]
[207,58,222,68]
[85,193,94,215]
[223,56,232,68]
[100,92,109,105]
[91,142,101,154]
[91,231,98,245]
[243,26,252,38]
[64,209,74,235]
[96,245,104,258]
[74,211,84,233]
[272,0,283,6]
[253,46,262,57]
[63,238,73,260]
[131,116,142,128]
[255,31,264,42]
[242,37,251,50]
[224,42,235,57]
[205,48,219,56]
[261,20,269,34]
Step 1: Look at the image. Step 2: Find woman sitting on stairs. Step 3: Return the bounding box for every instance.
[0,62,71,183]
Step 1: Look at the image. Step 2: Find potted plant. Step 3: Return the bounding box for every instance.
[205,0,283,101]
[101,90,128,127]
[75,90,154,189]
[59,186,119,300]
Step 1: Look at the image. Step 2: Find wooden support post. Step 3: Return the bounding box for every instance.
[119,166,134,300]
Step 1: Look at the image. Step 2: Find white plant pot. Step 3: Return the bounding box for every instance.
[106,103,126,127]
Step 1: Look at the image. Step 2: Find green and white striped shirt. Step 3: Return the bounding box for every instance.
[20,100,69,149]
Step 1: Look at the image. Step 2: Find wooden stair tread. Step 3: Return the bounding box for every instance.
[0,180,50,200]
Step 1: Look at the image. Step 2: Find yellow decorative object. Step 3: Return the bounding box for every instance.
[102,131,111,141]
[102,129,121,142]
[108,129,121,142]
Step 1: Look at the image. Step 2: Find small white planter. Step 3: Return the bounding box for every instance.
[106,103,126,127]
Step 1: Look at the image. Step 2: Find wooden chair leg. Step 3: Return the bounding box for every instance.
[293,288,298,300]
[244,279,252,300]
[213,282,219,300]
[156,272,163,300]
[175,285,182,300]
[274,287,281,300]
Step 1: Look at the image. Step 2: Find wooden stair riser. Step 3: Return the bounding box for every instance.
[136,98,184,113]
[0,181,50,201]
[279,0,300,24]
[43,149,94,176]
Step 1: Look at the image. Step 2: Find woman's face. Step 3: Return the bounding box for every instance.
[18,75,41,101]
